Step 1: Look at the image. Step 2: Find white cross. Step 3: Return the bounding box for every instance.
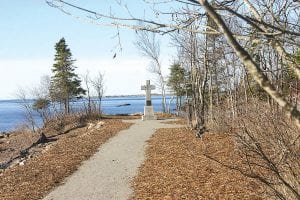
[141,80,155,106]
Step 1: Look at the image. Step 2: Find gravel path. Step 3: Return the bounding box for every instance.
[43,119,183,200]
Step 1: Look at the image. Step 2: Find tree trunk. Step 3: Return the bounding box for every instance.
[209,68,213,122]
[186,99,193,128]
[64,97,70,114]
[198,0,300,130]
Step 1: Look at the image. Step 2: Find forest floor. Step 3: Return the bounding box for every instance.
[0,115,265,200]
[0,116,134,200]
[132,119,265,200]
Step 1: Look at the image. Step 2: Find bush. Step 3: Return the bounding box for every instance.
[212,100,300,199]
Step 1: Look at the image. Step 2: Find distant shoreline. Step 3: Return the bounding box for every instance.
[0,96,176,132]
[0,94,174,101]
[99,94,174,98]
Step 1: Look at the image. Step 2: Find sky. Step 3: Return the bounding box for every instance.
[0,0,177,99]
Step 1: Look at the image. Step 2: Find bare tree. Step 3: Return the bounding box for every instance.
[135,30,167,112]
[46,1,300,198]
[82,70,92,115]
[32,75,51,124]
[91,72,105,115]
[205,101,300,200]
[196,0,300,128]
[16,87,36,133]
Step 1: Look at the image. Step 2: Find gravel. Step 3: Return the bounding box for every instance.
[43,119,183,200]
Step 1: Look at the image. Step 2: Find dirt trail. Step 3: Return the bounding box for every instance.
[43,119,183,200]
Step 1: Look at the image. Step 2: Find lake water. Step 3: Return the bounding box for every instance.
[0,96,176,132]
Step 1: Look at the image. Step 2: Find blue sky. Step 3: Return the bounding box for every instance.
[0,0,177,99]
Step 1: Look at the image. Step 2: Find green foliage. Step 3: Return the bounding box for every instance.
[167,63,187,97]
[50,38,86,113]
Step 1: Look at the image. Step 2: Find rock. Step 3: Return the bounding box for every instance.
[95,121,105,129]
[19,161,25,166]
[97,121,105,126]
[116,103,131,107]
[87,123,95,130]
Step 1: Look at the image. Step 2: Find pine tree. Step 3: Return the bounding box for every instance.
[50,38,86,114]
[167,63,188,110]
[168,63,186,97]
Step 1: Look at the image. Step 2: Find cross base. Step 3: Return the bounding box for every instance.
[142,106,156,120]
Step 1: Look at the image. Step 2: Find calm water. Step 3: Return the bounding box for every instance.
[0,96,175,132]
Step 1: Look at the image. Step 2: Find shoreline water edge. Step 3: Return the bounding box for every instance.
[0,95,176,133]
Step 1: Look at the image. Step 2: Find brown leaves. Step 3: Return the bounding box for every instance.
[0,119,132,200]
[132,128,263,200]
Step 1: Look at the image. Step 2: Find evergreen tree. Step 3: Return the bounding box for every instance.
[50,38,86,113]
[168,63,185,96]
[167,63,187,110]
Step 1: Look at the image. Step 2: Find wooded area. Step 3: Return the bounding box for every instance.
[44,1,300,199]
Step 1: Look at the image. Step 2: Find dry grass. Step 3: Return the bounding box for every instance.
[132,128,264,200]
[0,118,132,200]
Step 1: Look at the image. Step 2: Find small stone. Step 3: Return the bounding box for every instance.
[95,121,105,129]
[87,123,95,130]
[97,121,105,126]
